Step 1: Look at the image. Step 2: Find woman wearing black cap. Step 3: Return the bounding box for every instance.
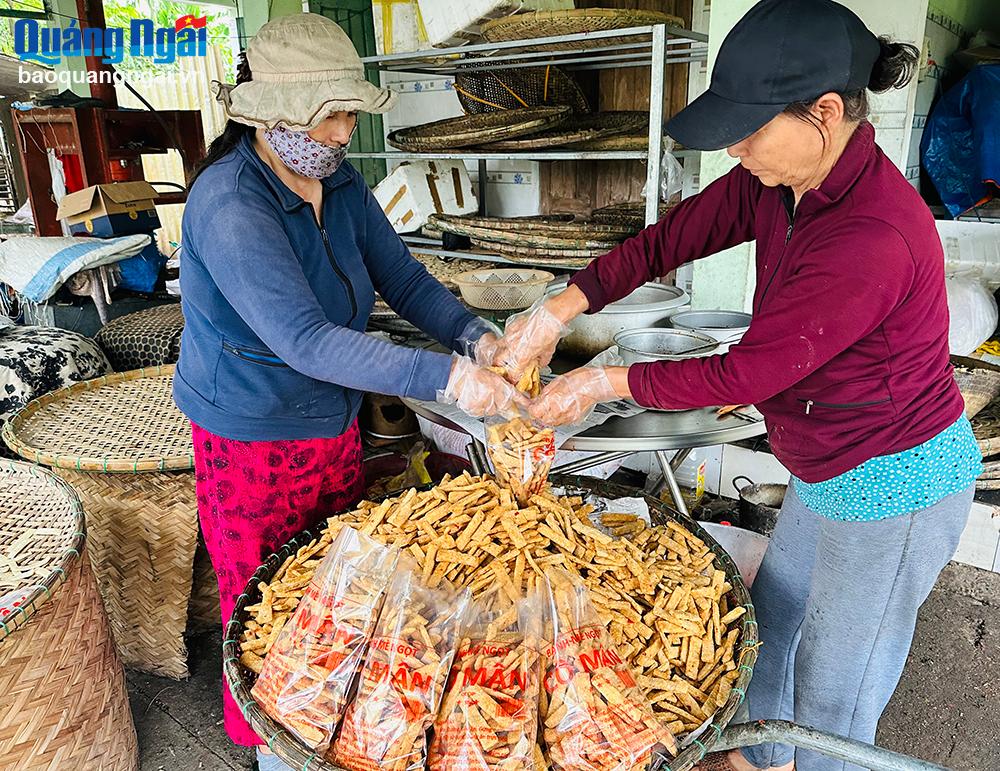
[491,1,981,769]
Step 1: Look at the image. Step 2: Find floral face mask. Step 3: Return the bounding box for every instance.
[263,123,356,179]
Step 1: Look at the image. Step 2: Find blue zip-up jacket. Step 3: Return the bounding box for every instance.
[174,133,486,441]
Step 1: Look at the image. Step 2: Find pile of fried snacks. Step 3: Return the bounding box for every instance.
[240,473,746,737]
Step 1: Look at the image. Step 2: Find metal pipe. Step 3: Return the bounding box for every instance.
[477,159,488,217]
[715,722,950,771]
[378,49,705,76]
[552,451,636,476]
[349,151,654,161]
[644,24,667,228]
[655,450,688,515]
[669,446,692,471]
[465,439,490,476]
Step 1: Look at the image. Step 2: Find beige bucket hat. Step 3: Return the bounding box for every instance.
[214,13,398,131]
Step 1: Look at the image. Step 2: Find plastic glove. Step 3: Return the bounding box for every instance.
[439,355,529,418]
[529,366,619,427]
[492,300,570,377]
[456,317,503,366]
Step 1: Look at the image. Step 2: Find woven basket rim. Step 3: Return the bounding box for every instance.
[2,364,194,473]
[952,353,1000,374]
[572,133,649,150]
[432,215,624,250]
[387,106,570,150]
[432,213,635,239]
[0,459,86,643]
[222,475,758,771]
[471,237,606,260]
[479,110,649,151]
[482,8,685,44]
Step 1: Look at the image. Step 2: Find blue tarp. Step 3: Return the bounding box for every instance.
[921,63,1000,218]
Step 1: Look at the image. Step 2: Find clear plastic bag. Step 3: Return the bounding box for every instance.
[485,412,556,506]
[540,570,676,771]
[641,138,684,203]
[429,587,542,771]
[330,561,471,771]
[251,526,398,752]
[946,276,998,356]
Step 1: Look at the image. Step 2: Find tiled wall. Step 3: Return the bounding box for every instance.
[906,4,974,189]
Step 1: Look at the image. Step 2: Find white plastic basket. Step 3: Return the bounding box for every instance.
[452,268,555,311]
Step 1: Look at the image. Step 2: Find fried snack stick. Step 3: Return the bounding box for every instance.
[330,566,470,771]
[541,572,676,771]
[488,362,542,399]
[250,527,397,752]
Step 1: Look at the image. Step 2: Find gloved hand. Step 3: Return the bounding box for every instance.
[456,317,503,367]
[491,300,570,378]
[528,366,620,426]
[439,355,529,418]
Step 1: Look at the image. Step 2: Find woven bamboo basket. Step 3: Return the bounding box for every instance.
[591,201,677,231]
[189,536,222,632]
[3,365,199,679]
[222,475,758,771]
[386,106,569,151]
[482,8,685,48]
[431,213,625,250]
[471,237,606,260]
[479,111,649,151]
[0,460,137,770]
[952,355,1000,419]
[573,132,649,150]
[454,66,590,115]
[432,213,635,240]
[972,395,1000,458]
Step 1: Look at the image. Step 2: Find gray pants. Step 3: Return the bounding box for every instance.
[741,483,973,770]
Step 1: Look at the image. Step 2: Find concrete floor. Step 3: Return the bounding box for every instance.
[127,562,1000,771]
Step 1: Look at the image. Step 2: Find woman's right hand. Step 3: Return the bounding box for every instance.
[439,356,529,418]
[490,286,589,377]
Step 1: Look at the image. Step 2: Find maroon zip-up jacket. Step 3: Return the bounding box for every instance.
[569,122,963,483]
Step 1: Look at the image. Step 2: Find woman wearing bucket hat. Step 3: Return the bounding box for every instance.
[494,1,981,769]
[173,13,519,764]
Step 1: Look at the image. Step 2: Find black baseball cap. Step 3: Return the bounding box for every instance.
[666,0,881,150]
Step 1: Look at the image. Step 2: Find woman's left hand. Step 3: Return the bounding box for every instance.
[529,366,628,426]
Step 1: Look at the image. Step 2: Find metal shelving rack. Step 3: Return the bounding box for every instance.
[354,24,708,270]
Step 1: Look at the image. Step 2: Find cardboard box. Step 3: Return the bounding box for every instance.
[56,182,161,237]
[374,160,477,233]
[373,0,428,55]
[416,0,574,48]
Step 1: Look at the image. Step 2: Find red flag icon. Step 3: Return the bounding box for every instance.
[175,15,207,32]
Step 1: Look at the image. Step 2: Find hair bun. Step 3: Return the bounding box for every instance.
[868,36,920,93]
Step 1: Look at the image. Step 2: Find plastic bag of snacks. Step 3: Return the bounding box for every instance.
[330,560,472,770]
[251,526,398,752]
[540,570,676,770]
[429,586,542,770]
[485,413,556,506]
